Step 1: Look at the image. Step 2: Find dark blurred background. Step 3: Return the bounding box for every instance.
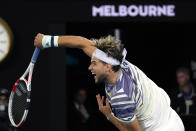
[0,0,196,131]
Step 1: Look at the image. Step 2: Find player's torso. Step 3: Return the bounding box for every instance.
[105,60,172,130]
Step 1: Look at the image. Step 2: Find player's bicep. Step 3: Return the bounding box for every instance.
[82,45,96,57]
[58,36,96,57]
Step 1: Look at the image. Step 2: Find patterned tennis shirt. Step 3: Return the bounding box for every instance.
[105,60,172,129]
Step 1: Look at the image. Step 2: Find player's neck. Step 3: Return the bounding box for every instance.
[107,70,120,85]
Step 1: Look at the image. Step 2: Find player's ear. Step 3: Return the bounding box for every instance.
[106,64,113,72]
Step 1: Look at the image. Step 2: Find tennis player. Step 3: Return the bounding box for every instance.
[34,33,185,131]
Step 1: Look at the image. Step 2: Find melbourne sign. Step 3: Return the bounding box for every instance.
[92,5,175,17]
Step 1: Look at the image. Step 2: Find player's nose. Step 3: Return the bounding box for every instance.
[88,65,92,71]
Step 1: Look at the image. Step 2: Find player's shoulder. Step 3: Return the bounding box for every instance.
[122,60,133,67]
[121,60,140,82]
[122,60,140,73]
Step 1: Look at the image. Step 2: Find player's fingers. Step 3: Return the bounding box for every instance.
[34,39,37,46]
[96,94,102,106]
[37,33,43,38]
[34,35,39,44]
[34,33,44,48]
[101,96,104,104]
[106,98,110,107]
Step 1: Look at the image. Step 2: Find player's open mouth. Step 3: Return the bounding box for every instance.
[91,72,96,79]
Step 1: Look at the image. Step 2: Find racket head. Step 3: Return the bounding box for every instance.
[8,78,30,127]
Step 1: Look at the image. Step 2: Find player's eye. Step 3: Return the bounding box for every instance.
[91,61,96,65]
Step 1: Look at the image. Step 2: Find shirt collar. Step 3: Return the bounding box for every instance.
[105,69,122,92]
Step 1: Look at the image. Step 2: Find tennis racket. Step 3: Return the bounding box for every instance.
[8,47,40,127]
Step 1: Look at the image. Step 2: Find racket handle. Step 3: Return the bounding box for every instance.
[31,47,40,63]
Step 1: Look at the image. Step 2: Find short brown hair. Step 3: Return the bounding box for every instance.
[91,35,124,72]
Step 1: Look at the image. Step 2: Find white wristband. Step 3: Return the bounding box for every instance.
[54,36,59,47]
[42,35,59,48]
[42,35,51,48]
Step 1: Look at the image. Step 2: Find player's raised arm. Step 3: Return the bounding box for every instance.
[34,33,96,57]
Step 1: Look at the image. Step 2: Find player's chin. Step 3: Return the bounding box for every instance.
[94,75,100,84]
[94,76,98,83]
[95,76,105,84]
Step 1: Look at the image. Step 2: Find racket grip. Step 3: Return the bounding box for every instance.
[31,47,40,63]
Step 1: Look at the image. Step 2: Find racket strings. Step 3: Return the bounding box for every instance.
[11,81,28,125]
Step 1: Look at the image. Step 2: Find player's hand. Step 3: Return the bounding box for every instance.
[96,94,112,117]
[34,33,44,48]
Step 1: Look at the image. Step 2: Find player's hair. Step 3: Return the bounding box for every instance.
[176,67,190,76]
[91,35,124,72]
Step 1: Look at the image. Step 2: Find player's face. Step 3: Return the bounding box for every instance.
[88,56,108,83]
[176,72,189,87]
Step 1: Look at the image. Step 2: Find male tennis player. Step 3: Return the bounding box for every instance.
[34,33,184,131]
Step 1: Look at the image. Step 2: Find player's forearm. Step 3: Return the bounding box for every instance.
[58,36,92,49]
[109,115,142,131]
[109,115,128,131]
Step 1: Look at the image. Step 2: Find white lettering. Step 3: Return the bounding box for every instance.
[139,5,148,17]
[167,5,175,16]
[157,6,167,16]
[119,5,127,16]
[104,5,111,16]
[149,5,157,16]
[92,6,103,16]
[128,5,138,16]
[111,5,118,16]
[92,5,176,17]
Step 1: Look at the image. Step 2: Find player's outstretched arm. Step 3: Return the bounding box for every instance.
[34,33,96,57]
[96,94,142,131]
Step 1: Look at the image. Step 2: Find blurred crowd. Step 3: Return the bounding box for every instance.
[0,88,16,131]
[170,67,196,116]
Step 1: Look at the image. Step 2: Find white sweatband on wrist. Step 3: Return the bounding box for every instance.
[53,36,59,47]
[42,35,52,48]
[42,35,59,48]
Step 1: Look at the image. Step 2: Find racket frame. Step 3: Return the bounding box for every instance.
[8,48,39,127]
